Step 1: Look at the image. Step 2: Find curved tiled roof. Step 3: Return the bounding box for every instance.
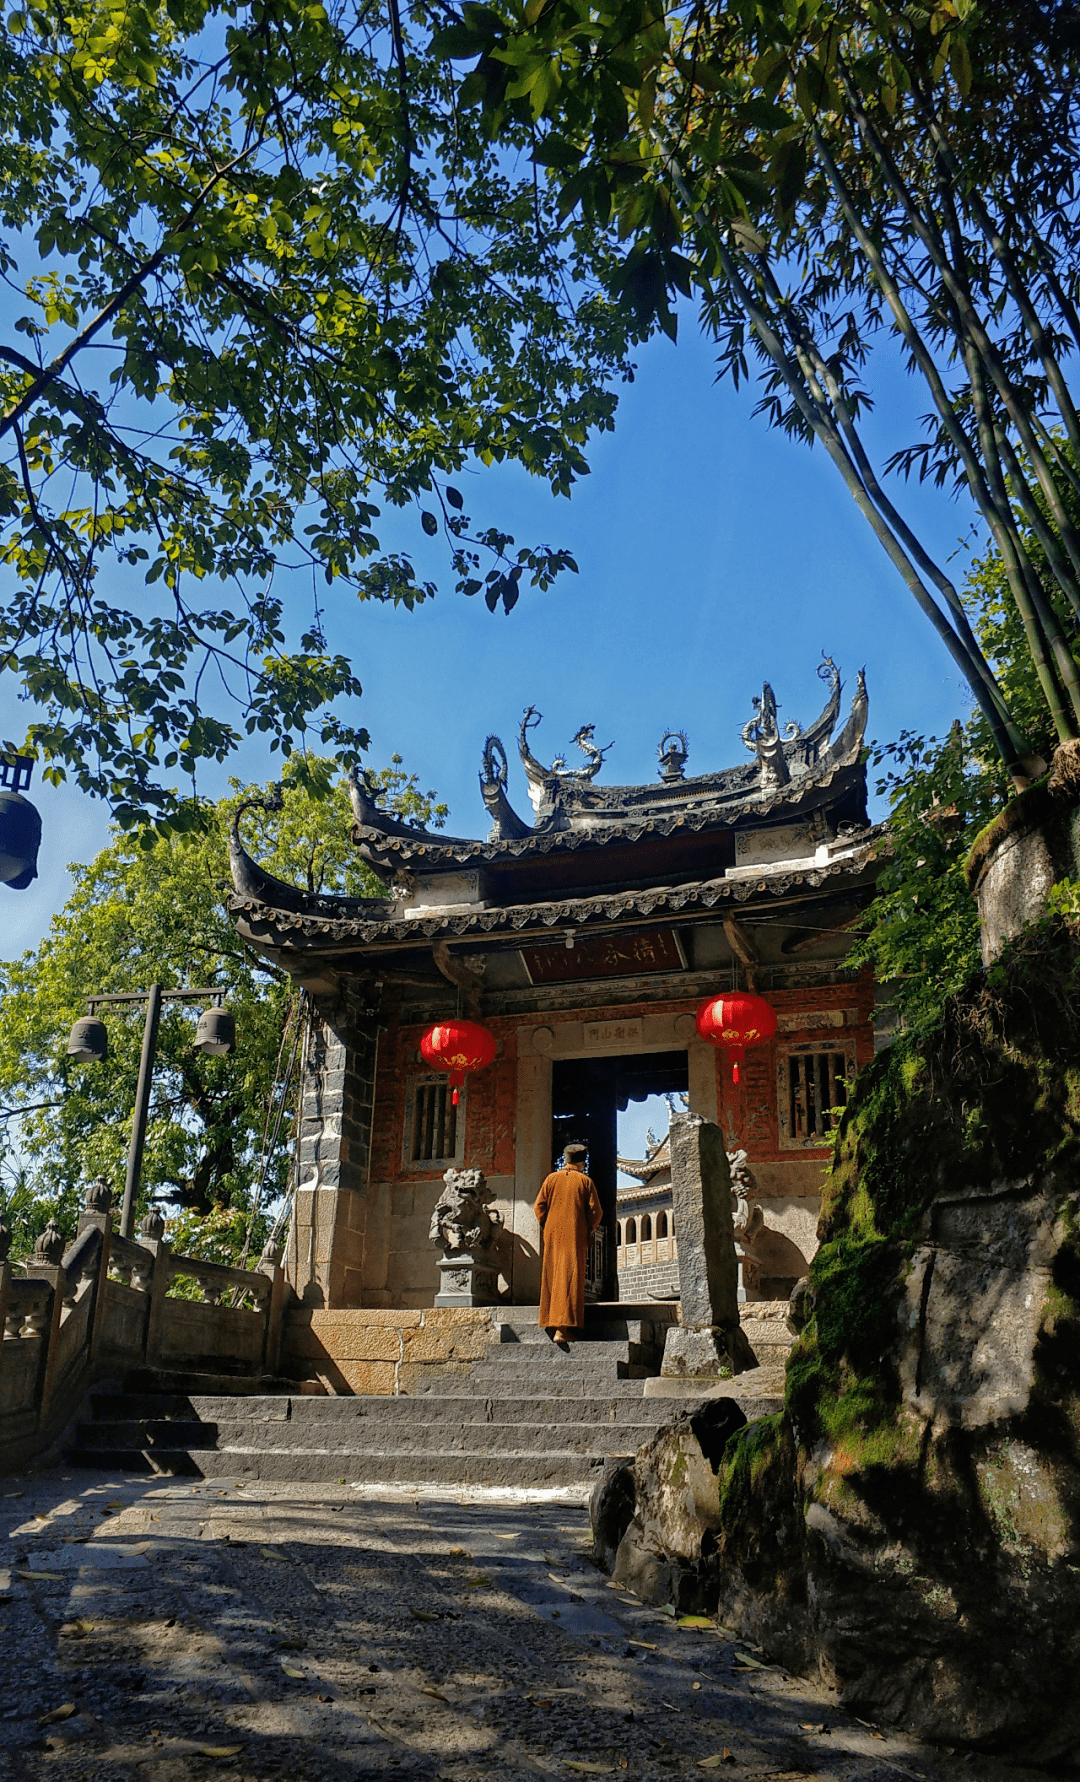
[228,831,887,949]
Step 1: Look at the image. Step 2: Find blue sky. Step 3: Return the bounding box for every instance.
[3,310,981,959]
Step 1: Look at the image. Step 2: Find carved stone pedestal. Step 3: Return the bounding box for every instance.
[434,1248,501,1309]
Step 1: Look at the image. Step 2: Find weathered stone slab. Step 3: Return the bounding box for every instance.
[663,1114,756,1376]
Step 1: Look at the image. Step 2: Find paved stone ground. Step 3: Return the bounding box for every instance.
[0,1470,1039,1782]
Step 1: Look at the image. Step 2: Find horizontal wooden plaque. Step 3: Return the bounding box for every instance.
[520,926,686,985]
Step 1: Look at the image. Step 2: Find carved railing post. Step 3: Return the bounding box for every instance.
[259,1241,288,1375]
[78,1179,114,1365]
[0,1221,11,1384]
[24,1220,66,1430]
[139,1208,170,1370]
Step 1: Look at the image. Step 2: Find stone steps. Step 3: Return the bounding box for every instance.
[66,1300,792,1488]
[85,1391,667,1426]
[69,1444,624,1486]
[74,1414,665,1456]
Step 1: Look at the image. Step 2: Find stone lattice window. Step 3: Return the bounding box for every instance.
[778,1045,852,1146]
[409,1080,458,1163]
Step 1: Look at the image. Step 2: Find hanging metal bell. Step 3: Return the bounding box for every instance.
[0,788,42,889]
[66,1016,108,1062]
[193,1007,236,1056]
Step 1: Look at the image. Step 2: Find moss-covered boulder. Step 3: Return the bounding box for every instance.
[600,921,1080,1763]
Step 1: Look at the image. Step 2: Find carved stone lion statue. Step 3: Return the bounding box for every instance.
[428,1167,502,1256]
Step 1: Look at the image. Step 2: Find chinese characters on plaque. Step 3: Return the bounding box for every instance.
[520,927,686,985]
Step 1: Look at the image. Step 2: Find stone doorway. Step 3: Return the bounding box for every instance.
[551,1050,689,1300]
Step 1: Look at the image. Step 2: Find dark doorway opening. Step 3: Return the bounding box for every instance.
[551,1050,689,1300]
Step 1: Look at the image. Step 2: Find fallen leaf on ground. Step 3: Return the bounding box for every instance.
[678,1615,714,1629]
[196,1746,243,1759]
[732,1652,767,1669]
[318,1693,333,1703]
[564,1765,615,1775]
[39,1703,76,1726]
[697,1751,736,1768]
[626,1640,657,1650]
[465,1575,492,1588]
[280,1662,305,1678]
[421,1687,449,1702]
[410,1608,440,1622]
[799,1722,829,1734]
[658,1603,677,1617]
[19,1570,57,1580]
[871,1731,886,1740]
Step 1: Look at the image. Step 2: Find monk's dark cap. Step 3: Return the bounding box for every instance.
[563,1143,587,1160]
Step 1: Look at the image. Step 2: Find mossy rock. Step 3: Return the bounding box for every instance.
[607,921,1080,1761]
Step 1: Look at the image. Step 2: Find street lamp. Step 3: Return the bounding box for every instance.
[65,986,236,1239]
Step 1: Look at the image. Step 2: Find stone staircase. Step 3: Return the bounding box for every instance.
[66,1304,795,1489]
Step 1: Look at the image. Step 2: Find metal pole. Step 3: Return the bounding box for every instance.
[119,984,162,1239]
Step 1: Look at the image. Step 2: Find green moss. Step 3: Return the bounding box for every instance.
[717,1415,784,1528]
[790,920,1080,1465]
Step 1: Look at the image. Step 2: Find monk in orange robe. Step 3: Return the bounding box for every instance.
[534,1143,604,1347]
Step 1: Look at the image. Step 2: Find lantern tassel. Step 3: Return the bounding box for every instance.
[451,1086,460,1105]
[732,1061,740,1085]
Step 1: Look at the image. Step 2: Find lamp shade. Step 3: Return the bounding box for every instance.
[420,1019,497,1104]
[0,789,42,890]
[66,1016,108,1063]
[193,1007,236,1056]
[695,992,777,1084]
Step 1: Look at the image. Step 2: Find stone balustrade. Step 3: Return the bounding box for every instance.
[0,1188,290,1473]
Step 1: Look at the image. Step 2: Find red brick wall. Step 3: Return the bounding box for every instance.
[373,969,874,1182]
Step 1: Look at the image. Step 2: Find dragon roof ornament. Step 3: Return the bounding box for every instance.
[226,657,870,899]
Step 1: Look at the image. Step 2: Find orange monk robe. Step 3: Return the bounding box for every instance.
[534,1166,604,1330]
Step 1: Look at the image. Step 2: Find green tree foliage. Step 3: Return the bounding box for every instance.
[0,0,632,829]
[851,489,1080,1030]
[0,757,443,1257]
[442,0,1080,780]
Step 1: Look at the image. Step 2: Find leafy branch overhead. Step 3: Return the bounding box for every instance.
[0,0,631,828]
[440,0,1080,785]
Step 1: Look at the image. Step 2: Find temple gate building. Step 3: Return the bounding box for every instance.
[228,660,885,1317]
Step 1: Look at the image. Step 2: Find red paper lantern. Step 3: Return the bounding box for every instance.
[420,1019,497,1104]
[695,992,777,1084]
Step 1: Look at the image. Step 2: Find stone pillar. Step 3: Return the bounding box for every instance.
[288,988,379,1307]
[661,1112,756,1378]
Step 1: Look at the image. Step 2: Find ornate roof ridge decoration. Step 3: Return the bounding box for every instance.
[228,785,390,920]
[228,827,888,948]
[352,750,867,873]
[346,658,868,874]
[619,1122,674,1183]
